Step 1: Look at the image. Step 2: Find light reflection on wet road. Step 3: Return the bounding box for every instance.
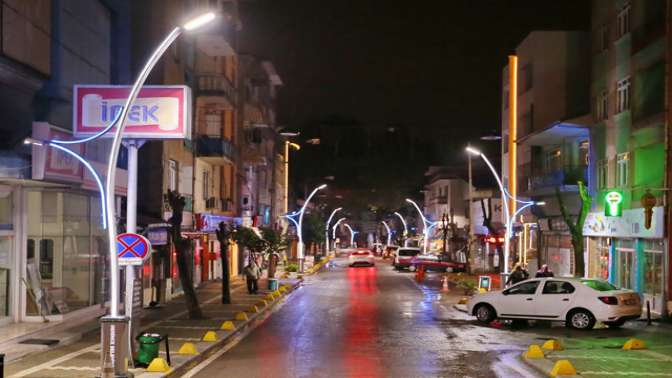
[191,258,531,378]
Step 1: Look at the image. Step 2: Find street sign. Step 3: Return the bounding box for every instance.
[116,233,151,266]
[73,85,191,140]
[478,275,492,291]
[604,190,623,217]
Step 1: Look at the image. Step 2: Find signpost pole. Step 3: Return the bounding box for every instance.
[124,140,144,364]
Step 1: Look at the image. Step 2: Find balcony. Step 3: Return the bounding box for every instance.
[526,166,587,195]
[197,74,236,105]
[196,135,237,164]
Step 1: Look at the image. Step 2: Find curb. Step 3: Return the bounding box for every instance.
[163,280,302,377]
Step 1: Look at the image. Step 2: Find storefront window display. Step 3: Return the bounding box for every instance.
[642,239,664,302]
[588,237,610,280]
[25,191,107,316]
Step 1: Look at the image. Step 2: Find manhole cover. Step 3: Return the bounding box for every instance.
[19,338,59,346]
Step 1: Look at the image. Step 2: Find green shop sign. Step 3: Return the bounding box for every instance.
[604,191,623,217]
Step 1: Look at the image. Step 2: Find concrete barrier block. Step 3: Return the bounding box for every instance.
[235,312,249,321]
[623,338,646,350]
[220,320,235,330]
[146,357,171,373]
[248,305,259,313]
[549,359,576,377]
[177,342,198,355]
[522,344,545,359]
[202,331,218,342]
[542,339,563,351]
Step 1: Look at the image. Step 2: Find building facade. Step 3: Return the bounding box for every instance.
[501,31,591,276]
[0,0,132,325]
[584,0,668,316]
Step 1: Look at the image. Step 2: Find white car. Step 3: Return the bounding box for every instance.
[466,277,641,330]
[348,249,375,267]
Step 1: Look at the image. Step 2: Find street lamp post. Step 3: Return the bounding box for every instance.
[344,223,358,247]
[296,184,326,272]
[99,12,216,377]
[394,211,408,247]
[406,198,437,254]
[381,221,392,246]
[283,141,300,217]
[325,207,342,255]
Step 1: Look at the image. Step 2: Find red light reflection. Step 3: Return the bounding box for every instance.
[343,267,381,377]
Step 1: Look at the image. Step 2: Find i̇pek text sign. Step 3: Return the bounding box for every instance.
[73,85,192,140]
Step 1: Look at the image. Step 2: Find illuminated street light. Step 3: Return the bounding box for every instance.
[344,223,358,247]
[394,211,408,246]
[97,12,216,375]
[283,141,301,217]
[381,221,392,246]
[466,146,512,274]
[332,217,346,240]
[295,184,327,272]
[325,207,342,254]
[405,198,438,254]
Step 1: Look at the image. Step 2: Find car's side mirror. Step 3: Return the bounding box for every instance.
[502,290,509,296]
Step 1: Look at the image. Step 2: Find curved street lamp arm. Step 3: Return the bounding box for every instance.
[325,207,342,230]
[332,217,346,239]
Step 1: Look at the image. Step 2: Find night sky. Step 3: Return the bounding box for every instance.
[239,0,591,204]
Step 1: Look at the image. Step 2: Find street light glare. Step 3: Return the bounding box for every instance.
[465,146,481,155]
[536,201,546,206]
[23,137,44,146]
[288,142,301,150]
[318,184,327,190]
[183,12,216,31]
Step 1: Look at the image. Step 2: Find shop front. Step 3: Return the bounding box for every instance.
[195,213,242,282]
[583,207,668,316]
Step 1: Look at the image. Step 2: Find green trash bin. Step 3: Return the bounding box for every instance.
[314,255,322,263]
[268,278,279,291]
[136,333,163,367]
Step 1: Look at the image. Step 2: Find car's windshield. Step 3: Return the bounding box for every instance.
[398,249,419,256]
[581,279,618,291]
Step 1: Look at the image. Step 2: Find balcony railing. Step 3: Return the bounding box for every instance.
[197,135,237,162]
[197,74,236,104]
[527,166,587,192]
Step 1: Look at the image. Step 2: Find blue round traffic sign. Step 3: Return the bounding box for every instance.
[116,233,151,265]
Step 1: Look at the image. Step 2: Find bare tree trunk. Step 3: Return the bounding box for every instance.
[167,191,203,319]
[556,181,592,277]
[216,222,232,304]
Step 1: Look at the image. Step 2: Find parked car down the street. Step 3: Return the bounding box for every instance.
[348,249,375,267]
[393,247,421,269]
[408,254,466,273]
[466,278,642,330]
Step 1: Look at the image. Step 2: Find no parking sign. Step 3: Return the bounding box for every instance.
[116,233,151,266]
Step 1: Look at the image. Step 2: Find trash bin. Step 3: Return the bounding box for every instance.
[314,255,322,264]
[136,333,163,367]
[268,278,279,291]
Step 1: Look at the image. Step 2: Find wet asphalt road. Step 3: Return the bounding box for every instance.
[189,258,541,378]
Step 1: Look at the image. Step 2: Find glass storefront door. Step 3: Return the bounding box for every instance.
[642,239,665,315]
[587,237,610,280]
[615,239,635,289]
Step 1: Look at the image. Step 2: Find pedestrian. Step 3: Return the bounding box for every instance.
[506,263,529,286]
[243,258,261,294]
[535,264,554,278]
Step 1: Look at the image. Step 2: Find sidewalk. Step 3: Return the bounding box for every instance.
[2,258,332,378]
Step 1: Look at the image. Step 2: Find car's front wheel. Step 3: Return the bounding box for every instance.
[475,304,496,324]
[567,309,596,330]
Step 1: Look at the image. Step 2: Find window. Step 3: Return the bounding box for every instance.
[599,26,609,51]
[616,77,631,113]
[542,281,575,294]
[204,111,222,137]
[616,152,629,187]
[579,141,589,166]
[202,171,210,200]
[616,3,631,39]
[168,160,178,192]
[504,281,539,295]
[545,149,562,172]
[597,90,608,120]
[597,159,608,189]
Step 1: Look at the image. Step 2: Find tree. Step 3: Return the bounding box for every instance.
[215,222,234,304]
[166,191,203,319]
[301,212,325,253]
[232,227,266,262]
[556,181,592,277]
[260,227,288,278]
